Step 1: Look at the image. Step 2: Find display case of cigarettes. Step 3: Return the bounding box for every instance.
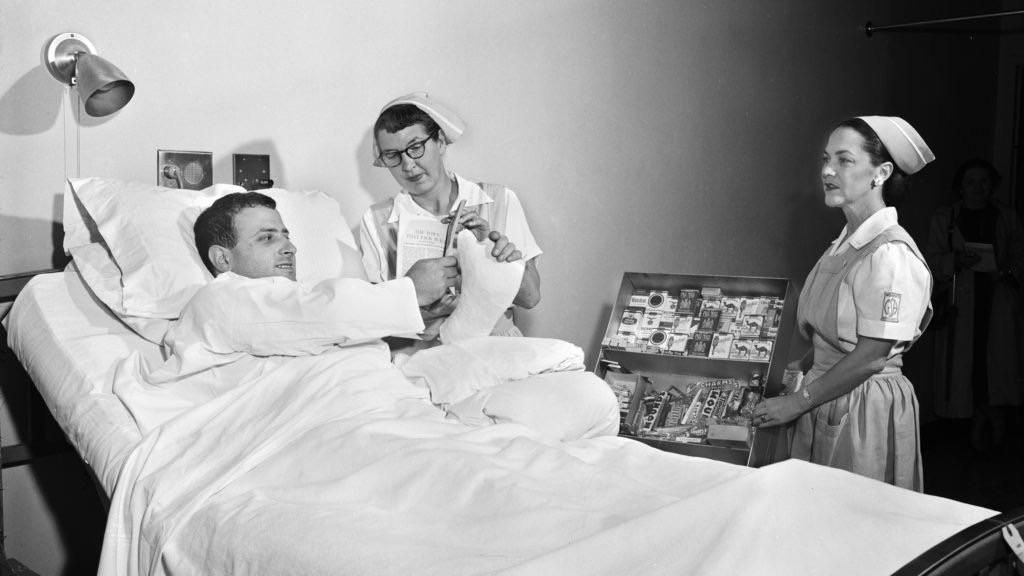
[594,272,799,467]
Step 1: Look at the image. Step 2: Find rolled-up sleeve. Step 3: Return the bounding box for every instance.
[849,242,931,342]
[501,188,542,262]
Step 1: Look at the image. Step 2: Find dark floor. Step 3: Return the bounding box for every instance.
[921,409,1024,513]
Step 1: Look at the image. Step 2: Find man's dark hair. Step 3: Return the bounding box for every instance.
[194,192,277,275]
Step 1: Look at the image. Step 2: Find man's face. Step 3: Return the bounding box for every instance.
[226,206,297,280]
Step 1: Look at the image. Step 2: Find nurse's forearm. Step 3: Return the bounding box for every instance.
[513,258,540,309]
[800,336,894,408]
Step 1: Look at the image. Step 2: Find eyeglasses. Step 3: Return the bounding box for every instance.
[377,132,438,168]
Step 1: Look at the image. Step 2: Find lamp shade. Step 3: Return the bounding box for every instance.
[74,53,134,117]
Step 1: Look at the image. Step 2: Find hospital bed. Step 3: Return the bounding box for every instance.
[1,178,1019,575]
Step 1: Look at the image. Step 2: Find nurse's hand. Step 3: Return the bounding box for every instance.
[443,212,491,238]
[751,394,805,428]
[487,231,523,263]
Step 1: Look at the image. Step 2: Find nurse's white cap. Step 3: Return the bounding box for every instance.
[373,92,465,167]
[857,116,935,175]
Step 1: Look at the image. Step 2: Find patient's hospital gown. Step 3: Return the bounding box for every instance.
[114,272,425,432]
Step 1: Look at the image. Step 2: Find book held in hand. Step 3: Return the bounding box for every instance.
[395,216,447,278]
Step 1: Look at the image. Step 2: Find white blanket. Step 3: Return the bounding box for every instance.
[100,340,996,576]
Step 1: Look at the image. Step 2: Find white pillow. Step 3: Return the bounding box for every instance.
[65,178,355,321]
[70,242,172,344]
[259,187,357,278]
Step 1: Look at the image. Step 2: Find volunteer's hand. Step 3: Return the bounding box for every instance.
[751,394,805,428]
[406,256,459,306]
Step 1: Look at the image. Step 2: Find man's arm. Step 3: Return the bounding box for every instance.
[168,274,428,358]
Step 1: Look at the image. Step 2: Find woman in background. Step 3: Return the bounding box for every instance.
[753,116,934,491]
[358,92,541,337]
[926,158,1024,448]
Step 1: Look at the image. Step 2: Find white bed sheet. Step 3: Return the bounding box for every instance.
[4,268,1001,576]
[5,266,159,495]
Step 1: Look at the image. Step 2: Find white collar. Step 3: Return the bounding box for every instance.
[387,173,494,224]
[830,206,899,254]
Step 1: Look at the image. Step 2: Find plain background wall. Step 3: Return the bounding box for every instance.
[0,1,1007,573]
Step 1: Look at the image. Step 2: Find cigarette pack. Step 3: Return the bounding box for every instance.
[746,297,769,317]
[688,331,714,357]
[667,334,689,355]
[698,297,722,315]
[751,339,774,362]
[700,286,723,300]
[709,333,734,359]
[672,314,696,335]
[638,310,662,339]
[762,306,781,338]
[738,314,764,338]
[645,290,672,312]
[628,290,650,308]
[617,307,644,336]
[677,289,701,314]
[698,309,721,332]
[729,338,753,360]
[648,329,671,351]
[716,295,741,327]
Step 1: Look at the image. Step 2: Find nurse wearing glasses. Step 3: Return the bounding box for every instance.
[358,92,542,337]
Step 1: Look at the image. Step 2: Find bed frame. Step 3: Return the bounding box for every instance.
[0,268,70,467]
[894,507,1024,575]
[0,268,67,575]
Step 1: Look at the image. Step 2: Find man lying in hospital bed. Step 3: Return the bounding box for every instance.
[112,190,617,437]
[7,177,1000,575]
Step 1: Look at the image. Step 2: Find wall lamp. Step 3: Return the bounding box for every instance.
[45,32,134,117]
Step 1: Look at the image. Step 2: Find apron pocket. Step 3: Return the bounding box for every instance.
[812,402,849,466]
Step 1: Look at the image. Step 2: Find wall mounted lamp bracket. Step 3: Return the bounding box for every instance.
[43,32,134,117]
[45,32,97,85]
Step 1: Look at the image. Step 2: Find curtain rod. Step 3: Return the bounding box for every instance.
[865,9,1024,37]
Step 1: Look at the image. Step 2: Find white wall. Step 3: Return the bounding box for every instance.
[0,1,1003,573]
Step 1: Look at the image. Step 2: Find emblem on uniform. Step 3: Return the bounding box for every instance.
[881,291,901,323]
